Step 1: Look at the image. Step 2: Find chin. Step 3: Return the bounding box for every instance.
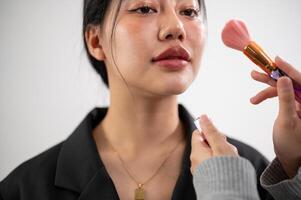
[160,78,191,95]
[166,86,188,95]
[135,71,195,97]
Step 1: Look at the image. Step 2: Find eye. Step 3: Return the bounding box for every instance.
[180,8,200,18]
[129,6,157,15]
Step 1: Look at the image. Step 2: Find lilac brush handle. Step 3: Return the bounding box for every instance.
[270,69,301,104]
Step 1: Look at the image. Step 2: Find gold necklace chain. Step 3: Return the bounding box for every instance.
[106,135,183,200]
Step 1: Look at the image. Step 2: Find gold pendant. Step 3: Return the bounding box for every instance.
[135,184,144,200]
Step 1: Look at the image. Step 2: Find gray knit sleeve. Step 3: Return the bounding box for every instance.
[260,158,301,200]
[193,156,260,200]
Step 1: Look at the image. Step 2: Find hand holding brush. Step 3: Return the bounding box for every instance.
[222,19,301,178]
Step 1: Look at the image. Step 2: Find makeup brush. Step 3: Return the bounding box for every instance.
[221,19,301,104]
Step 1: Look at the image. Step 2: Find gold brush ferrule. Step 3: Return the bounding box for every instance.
[243,41,277,74]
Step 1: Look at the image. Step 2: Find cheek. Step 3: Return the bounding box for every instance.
[187,23,206,70]
[113,20,155,71]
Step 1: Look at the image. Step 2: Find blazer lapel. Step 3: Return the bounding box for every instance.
[54,108,119,199]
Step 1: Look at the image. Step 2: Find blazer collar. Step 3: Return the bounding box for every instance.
[54,105,196,199]
[54,108,107,193]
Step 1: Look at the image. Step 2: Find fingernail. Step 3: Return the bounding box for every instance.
[198,135,204,142]
[279,77,292,89]
[275,55,287,64]
[199,115,210,124]
[251,70,258,75]
[276,55,283,61]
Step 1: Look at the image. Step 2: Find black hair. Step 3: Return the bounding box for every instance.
[83,0,207,88]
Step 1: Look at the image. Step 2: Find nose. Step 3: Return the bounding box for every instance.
[158,10,186,42]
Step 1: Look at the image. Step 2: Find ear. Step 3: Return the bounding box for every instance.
[85,25,106,61]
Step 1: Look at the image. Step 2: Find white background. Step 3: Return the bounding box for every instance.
[1,0,301,180]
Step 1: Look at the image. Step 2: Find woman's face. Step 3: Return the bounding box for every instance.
[100,0,206,97]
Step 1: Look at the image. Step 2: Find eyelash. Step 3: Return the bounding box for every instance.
[129,6,200,18]
[180,8,200,18]
[129,6,157,15]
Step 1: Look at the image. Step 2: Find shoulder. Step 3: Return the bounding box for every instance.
[0,142,63,199]
[2,142,63,180]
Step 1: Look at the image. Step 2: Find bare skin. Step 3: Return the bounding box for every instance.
[85,0,206,199]
[93,122,186,200]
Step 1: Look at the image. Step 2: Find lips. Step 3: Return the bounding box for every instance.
[151,46,191,70]
[152,46,191,62]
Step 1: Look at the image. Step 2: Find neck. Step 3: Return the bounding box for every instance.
[93,90,184,156]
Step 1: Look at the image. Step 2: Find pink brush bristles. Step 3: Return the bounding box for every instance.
[221,20,251,51]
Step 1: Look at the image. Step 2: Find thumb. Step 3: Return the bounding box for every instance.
[277,77,296,120]
[199,115,226,152]
[191,130,210,150]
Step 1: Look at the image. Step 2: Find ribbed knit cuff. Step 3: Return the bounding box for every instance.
[260,158,301,200]
[193,156,259,200]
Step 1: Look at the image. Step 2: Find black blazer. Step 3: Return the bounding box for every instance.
[0,105,274,200]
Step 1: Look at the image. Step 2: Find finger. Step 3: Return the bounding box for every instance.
[277,77,297,120]
[275,56,301,84]
[250,86,277,105]
[199,115,226,150]
[191,130,210,149]
[226,143,239,156]
[190,130,211,171]
[251,70,277,87]
[230,144,239,155]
